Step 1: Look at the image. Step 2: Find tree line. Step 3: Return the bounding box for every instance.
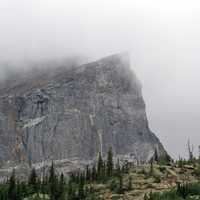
[0,147,132,200]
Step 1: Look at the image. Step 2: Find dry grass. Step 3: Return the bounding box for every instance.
[90,164,199,200]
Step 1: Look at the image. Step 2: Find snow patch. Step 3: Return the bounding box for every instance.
[23,116,46,129]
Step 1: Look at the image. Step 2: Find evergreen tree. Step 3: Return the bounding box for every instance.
[154,149,159,163]
[78,180,85,199]
[86,165,91,182]
[85,185,89,197]
[91,165,97,181]
[177,183,189,199]
[0,185,8,200]
[15,181,21,200]
[17,182,27,199]
[115,158,121,177]
[28,168,38,193]
[49,162,56,183]
[41,176,49,196]
[106,147,113,177]
[67,180,73,199]
[58,173,65,200]
[128,176,132,190]
[123,161,129,174]
[102,161,106,180]
[8,170,17,200]
[117,175,124,194]
[149,161,154,176]
[97,152,103,180]
[144,193,149,200]
[28,168,37,185]
[49,162,59,200]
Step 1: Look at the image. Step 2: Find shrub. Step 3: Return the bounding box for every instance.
[193,165,200,177]
[146,182,200,200]
[108,179,118,193]
[154,174,161,183]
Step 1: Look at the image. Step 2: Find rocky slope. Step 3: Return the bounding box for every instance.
[0,53,166,168]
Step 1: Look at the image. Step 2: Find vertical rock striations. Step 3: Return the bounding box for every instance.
[0,53,167,166]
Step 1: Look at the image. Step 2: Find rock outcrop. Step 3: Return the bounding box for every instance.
[0,53,167,167]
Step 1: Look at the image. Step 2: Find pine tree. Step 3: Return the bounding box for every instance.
[97,152,103,180]
[128,176,132,190]
[115,158,121,177]
[149,160,154,176]
[78,180,85,199]
[29,168,37,185]
[91,165,97,181]
[67,180,73,199]
[86,165,91,182]
[49,162,56,183]
[149,191,153,200]
[154,148,159,163]
[28,168,38,193]
[8,170,17,200]
[144,193,149,200]
[68,180,77,200]
[49,162,59,200]
[85,185,89,196]
[58,173,65,200]
[102,161,106,180]
[106,147,113,177]
[117,175,124,194]
[123,161,129,174]
[18,182,27,199]
[80,172,85,185]
[16,181,21,200]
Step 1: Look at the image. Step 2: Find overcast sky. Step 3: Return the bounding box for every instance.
[0,0,200,159]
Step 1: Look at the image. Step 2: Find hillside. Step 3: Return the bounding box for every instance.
[1,156,200,200]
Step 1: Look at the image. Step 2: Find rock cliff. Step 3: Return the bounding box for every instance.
[0,53,167,167]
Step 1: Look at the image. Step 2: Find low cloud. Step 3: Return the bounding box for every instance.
[1,0,200,159]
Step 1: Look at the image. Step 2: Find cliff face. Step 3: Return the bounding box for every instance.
[0,53,166,166]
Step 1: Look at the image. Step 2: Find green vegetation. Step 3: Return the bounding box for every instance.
[144,182,200,200]
[0,148,129,200]
[1,147,200,200]
[143,151,200,200]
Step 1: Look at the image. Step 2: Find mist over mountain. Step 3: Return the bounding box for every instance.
[0,53,167,173]
[1,0,200,160]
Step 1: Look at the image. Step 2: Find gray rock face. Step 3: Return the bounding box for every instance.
[0,53,166,166]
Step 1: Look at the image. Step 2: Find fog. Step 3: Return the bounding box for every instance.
[1,0,200,159]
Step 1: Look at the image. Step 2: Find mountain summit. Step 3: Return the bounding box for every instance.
[0,53,167,166]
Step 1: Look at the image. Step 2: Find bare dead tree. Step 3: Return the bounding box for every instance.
[198,145,200,161]
[187,139,194,161]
